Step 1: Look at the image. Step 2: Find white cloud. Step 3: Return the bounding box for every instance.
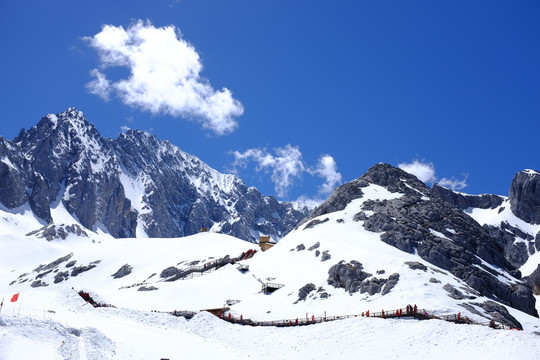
[309,155,342,196]
[398,160,437,183]
[438,175,469,191]
[85,20,243,135]
[233,145,305,198]
[86,69,111,101]
[398,159,468,190]
[295,195,324,210]
[120,125,130,133]
[232,146,342,200]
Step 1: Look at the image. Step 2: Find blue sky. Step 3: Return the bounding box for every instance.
[1,1,539,203]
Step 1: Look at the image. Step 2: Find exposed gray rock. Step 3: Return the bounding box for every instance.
[34,253,73,273]
[526,264,540,295]
[321,250,331,262]
[507,242,528,267]
[54,271,69,284]
[482,224,531,268]
[297,179,368,228]
[360,278,387,295]
[443,283,476,300]
[308,242,320,251]
[315,250,320,257]
[501,221,534,240]
[31,280,48,287]
[509,170,540,224]
[296,283,316,302]
[327,261,372,293]
[429,278,441,284]
[353,212,369,222]
[461,301,523,329]
[68,328,81,337]
[36,270,53,279]
[111,264,133,279]
[303,218,329,230]
[0,137,33,209]
[70,265,96,277]
[433,184,504,210]
[65,260,77,268]
[138,286,158,291]
[328,262,398,296]
[405,261,428,271]
[27,224,88,241]
[296,244,306,251]
[160,266,181,279]
[381,273,400,295]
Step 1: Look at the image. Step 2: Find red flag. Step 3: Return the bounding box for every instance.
[10,293,19,302]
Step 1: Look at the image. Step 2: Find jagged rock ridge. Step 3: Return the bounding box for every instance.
[0,108,309,241]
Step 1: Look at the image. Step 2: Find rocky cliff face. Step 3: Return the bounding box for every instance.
[300,163,538,318]
[0,108,309,241]
[433,169,540,270]
[432,184,504,210]
[509,170,540,224]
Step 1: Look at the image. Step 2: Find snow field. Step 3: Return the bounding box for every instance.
[2,308,539,360]
[2,182,540,359]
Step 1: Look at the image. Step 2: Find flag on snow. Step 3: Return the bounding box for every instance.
[11,293,20,302]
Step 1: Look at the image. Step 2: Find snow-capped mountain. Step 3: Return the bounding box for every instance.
[0,108,309,241]
[2,163,540,358]
[297,163,538,320]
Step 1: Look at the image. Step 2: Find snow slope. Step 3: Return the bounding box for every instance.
[2,182,540,359]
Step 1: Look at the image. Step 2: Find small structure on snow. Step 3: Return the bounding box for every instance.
[259,236,275,251]
[262,282,284,294]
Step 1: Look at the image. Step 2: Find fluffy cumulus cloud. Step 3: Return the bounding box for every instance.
[398,159,468,191]
[398,160,437,183]
[85,21,243,135]
[232,146,342,200]
[309,155,342,196]
[232,145,305,198]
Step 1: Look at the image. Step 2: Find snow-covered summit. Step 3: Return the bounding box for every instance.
[293,163,538,321]
[0,108,309,241]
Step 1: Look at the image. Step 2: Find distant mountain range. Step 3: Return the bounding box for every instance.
[5,162,540,331]
[0,108,309,242]
[2,111,540,328]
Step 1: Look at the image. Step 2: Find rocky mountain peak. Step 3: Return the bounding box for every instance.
[360,163,432,196]
[296,163,537,318]
[0,108,309,242]
[299,163,431,226]
[509,169,540,224]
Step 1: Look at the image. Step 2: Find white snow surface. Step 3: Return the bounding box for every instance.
[2,187,540,359]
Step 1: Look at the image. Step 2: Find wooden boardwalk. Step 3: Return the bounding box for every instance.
[209,306,516,330]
